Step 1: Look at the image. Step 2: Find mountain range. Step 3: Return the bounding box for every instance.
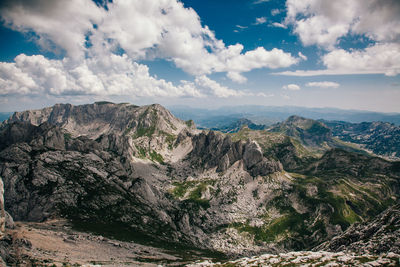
[169,105,400,127]
[0,102,399,265]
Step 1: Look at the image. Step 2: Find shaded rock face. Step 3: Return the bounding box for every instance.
[190,131,282,175]
[0,125,178,239]
[0,121,66,152]
[266,137,311,172]
[315,204,400,255]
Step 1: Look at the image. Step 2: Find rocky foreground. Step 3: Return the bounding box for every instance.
[189,251,400,266]
[1,218,399,266]
[1,219,224,266]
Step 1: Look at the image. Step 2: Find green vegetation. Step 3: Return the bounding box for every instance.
[63,132,72,141]
[149,150,164,164]
[95,101,114,105]
[136,146,147,158]
[294,176,362,228]
[160,131,176,149]
[185,119,194,127]
[134,125,156,138]
[170,179,215,208]
[134,145,164,164]
[134,107,158,138]
[230,170,395,248]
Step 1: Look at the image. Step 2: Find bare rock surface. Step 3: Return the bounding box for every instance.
[188,250,400,266]
[315,204,400,255]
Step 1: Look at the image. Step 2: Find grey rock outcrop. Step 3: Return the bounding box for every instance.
[190,131,282,176]
[315,204,400,254]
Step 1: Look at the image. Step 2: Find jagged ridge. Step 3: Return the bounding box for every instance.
[0,102,399,259]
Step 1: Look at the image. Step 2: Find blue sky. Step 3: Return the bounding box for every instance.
[0,0,399,112]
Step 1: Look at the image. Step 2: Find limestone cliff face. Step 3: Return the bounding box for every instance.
[189,131,282,176]
[4,102,192,139]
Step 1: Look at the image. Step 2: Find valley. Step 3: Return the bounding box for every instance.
[0,102,399,266]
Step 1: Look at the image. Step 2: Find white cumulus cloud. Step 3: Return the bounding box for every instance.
[276,43,400,76]
[255,17,267,25]
[282,84,300,90]
[271,22,287,29]
[0,0,105,60]
[194,75,245,98]
[285,0,400,49]
[306,81,340,88]
[0,0,299,86]
[298,52,307,61]
[271,9,281,16]
[227,72,247,84]
[0,53,205,98]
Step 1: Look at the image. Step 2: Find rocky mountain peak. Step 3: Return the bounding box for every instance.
[4,102,194,139]
[269,115,332,148]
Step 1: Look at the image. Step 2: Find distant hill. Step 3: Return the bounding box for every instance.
[322,120,400,159]
[169,105,400,126]
[268,115,332,148]
[267,115,366,157]
[209,118,266,133]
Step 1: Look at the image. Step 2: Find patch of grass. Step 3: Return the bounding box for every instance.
[170,180,215,208]
[293,175,364,228]
[134,146,147,158]
[134,125,156,138]
[160,131,176,149]
[232,204,309,245]
[133,107,159,138]
[189,182,208,200]
[63,132,72,141]
[185,119,194,127]
[149,150,164,164]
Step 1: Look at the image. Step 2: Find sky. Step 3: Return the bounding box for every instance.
[0,0,399,113]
